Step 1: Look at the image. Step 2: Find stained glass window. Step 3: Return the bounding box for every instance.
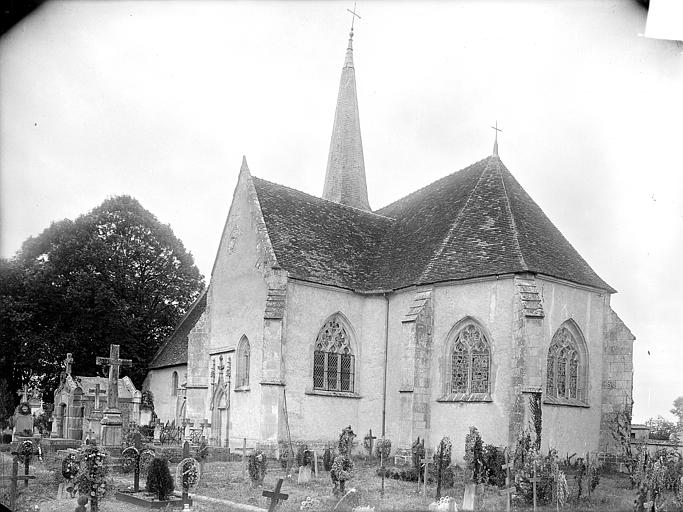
[313,316,354,392]
[546,326,584,401]
[450,323,490,394]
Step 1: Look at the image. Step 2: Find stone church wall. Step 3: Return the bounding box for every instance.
[536,278,608,458]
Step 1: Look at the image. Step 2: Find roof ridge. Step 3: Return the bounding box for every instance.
[417,158,491,282]
[493,157,528,270]
[253,175,395,221]
[376,156,493,215]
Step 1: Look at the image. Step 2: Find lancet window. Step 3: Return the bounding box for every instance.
[546,326,585,401]
[449,323,491,394]
[313,316,355,393]
[171,371,178,396]
[237,336,250,388]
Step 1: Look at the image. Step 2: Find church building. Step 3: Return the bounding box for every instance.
[145,27,634,461]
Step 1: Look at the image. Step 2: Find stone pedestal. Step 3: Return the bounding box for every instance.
[101,410,123,447]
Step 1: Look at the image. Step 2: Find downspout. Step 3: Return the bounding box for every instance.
[381,293,390,436]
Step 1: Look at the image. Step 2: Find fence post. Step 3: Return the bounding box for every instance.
[242,437,247,480]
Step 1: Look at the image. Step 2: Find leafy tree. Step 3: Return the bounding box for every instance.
[0,196,204,419]
[645,416,678,441]
[671,396,683,426]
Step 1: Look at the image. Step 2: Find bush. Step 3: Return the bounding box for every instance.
[146,457,174,501]
[411,437,425,481]
[375,438,391,461]
[323,447,334,471]
[279,443,293,470]
[248,451,268,486]
[482,444,506,487]
[339,426,356,457]
[514,448,568,506]
[296,443,311,467]
[330,455,353,494]
[464,427,484,483]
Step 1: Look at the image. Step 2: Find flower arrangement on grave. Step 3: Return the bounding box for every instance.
[176,457,201,492]
[248,451,268,486]
[146,457,174,501]
[296,443,312,467]
[338,425,356,457]
[61,453,79,480]
[74,444,109,504]
[374,438,391,461]
[300,496,323,510]
[330,454,353,495]
[19,440,34,461]
[428,496,458,511]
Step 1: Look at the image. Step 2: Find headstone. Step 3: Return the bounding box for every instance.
[298,465,312,484]
[13,402,34,439]
[462,484,476,511]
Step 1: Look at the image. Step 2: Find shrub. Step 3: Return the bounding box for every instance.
[248,451,268,485]
[464,427,484,483]
[146,457,174,501]
[339,425,356,457]
[330,455,353,494]
[434,436,452,497]
[514,448,569,506]
[482,444,506,487]
[323,447,334,471]
[411,437,425,481]
[296,443,311,467]
[279,443,293,470]
[375,438,392,462]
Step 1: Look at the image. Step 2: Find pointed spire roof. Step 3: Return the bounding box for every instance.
[322,28,371,211]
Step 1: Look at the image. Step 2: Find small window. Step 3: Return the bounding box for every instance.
[237,336,250,388]
[171,371,178,396]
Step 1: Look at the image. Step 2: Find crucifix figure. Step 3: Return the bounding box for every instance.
[346,2,361,32]
[64,353,74,375]
[95,344,132,413]
[491,120,502,156]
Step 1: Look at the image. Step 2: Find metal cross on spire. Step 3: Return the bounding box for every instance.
[491,121,502,156]
[347,2,361,32]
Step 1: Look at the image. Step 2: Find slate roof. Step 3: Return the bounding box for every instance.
[252,155,615,293]
[149,289,207,369]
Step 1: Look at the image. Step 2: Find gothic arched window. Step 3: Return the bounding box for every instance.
[448,322,491,395]
[171,371,178,396]
[546,324,586,402]
[237,336,250,388]
[313,315,355,393]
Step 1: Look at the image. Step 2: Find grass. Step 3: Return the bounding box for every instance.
[0,451,665,512]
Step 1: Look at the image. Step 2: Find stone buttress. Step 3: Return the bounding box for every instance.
[398,289,434,448]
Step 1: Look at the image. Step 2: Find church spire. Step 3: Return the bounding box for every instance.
[322,17,371,211]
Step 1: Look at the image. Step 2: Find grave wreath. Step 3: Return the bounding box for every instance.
[175,457,201,492]
[330,455,353,495]
[374,438,392,461]
[74,444,108,511]
[247,451,267,486]
[296,443,312,467]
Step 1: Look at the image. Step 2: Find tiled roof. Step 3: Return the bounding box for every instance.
[149,289,207,369]
[252,155,614,293]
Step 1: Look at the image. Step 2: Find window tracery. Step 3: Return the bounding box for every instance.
[545,325,585,402]
[313,316,355,393]
[448,323,490,395]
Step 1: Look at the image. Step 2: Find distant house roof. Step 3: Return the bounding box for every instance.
[149,289,207,369]
[253,155,614,293]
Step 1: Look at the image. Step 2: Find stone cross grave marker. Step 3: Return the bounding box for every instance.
[95,344,132,412]
[17,384,29,402]
[529,460,541,511]
[88,384,105,411]
[462,484,476,511]
[263,478,289,512]
[1,458,35,510]
[420,456,430,496]
[64,353,74,374]
[181,441,191,505]
[501,448,514,512]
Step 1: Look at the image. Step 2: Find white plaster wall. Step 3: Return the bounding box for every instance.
[143,365,184,423]
[205,175,269,444]
[538,278,608,458]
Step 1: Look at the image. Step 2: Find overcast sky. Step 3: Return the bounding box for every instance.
[1,1,681,423]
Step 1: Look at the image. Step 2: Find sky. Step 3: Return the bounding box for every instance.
[1,1,681,423]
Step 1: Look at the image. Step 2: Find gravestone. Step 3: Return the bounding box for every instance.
[462,484,476,511]
[13,402,34,439]
[298,464,312,484]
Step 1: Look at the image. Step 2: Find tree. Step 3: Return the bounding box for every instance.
[671,396,683,426]
[0,196,204,419]
[645,416,677,441]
